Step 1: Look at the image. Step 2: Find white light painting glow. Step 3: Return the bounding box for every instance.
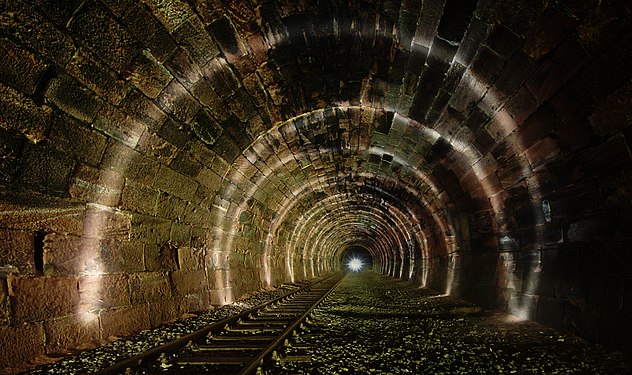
[347,258,364,272]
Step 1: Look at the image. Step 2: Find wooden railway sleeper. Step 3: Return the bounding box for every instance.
[237,321,288,328]
[225,326,284,334]
[210,334,278,342]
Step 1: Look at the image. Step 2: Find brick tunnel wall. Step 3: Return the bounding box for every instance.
[0,0,286,365]
[2,0,632,370]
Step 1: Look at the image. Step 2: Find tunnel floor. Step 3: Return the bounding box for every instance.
[20,273,631,374]
[270,272,630,374]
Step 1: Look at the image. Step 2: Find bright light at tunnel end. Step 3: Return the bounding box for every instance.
[347,258,364,272]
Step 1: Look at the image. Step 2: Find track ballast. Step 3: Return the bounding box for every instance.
[92,273,345,375]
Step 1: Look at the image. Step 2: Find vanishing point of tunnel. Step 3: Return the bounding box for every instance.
[1,0,632,372]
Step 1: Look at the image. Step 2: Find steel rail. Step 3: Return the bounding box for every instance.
[236,273,345,374]
[90,273,342,375]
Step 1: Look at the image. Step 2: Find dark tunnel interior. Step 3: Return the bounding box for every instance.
[1,0,632,371]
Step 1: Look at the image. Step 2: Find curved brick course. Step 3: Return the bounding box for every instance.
[1,0,631,370]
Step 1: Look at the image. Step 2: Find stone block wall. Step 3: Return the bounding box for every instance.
[426,0,632,355]
[2,0,632,370]
[0,1,265,369]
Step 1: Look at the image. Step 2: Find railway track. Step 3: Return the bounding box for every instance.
[92,273,345,375]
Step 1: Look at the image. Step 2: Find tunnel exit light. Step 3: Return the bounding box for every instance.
[348,258,363,272]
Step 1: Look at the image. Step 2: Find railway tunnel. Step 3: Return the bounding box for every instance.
[1,0,632,371]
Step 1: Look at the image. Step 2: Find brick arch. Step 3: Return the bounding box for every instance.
[2,0,632,369]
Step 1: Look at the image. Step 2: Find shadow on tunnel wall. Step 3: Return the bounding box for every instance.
[1,0,632,372]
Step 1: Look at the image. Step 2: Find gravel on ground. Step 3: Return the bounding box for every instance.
[270,271,631,374]
[23,272,632,374]
[24,282,305,375]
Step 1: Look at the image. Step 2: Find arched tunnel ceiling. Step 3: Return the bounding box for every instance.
[0,0,632,371]
[198,0,520,277]
[216,107,461,280]
[4,0,632,366]
[2,0,631,286]
[182,0,629,285]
